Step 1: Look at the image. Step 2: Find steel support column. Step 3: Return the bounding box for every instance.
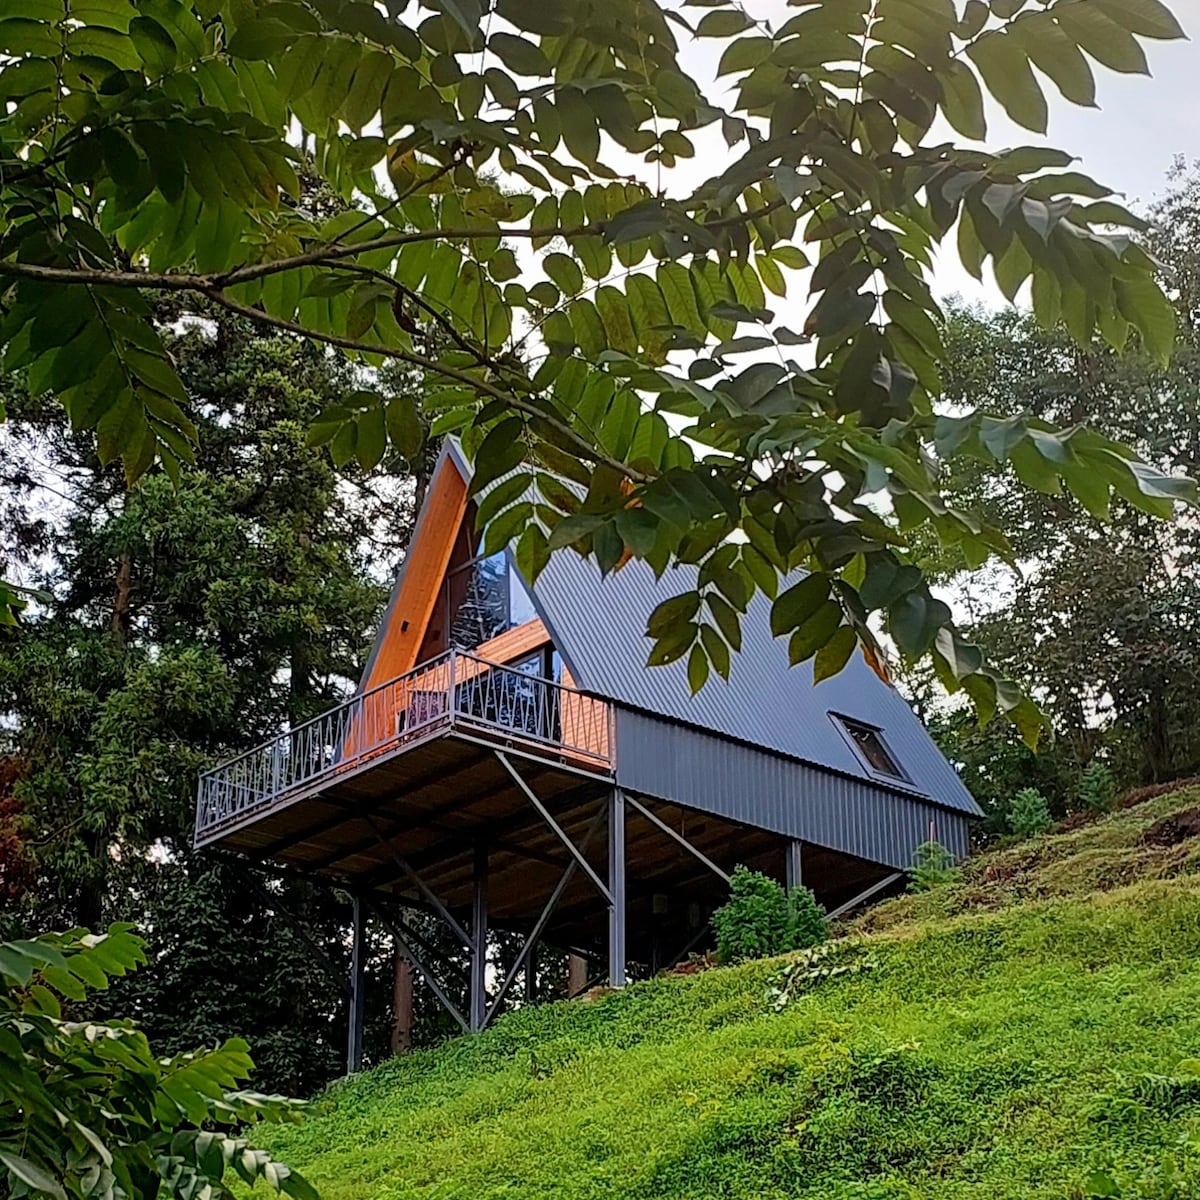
[469,841,488,1032]
[608,787,626,989]
[785,839,804,893]
[347,894,366,1074]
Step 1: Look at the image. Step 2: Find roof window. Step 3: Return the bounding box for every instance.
[833,715,909,782]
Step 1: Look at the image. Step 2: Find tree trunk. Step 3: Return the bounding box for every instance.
[390,950,414,1056]
[110,551,132,643]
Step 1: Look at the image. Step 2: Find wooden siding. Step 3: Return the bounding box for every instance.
[561,663,610,761]
[362,457,469,689]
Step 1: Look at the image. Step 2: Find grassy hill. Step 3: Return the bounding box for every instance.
[258,787,1200,1200]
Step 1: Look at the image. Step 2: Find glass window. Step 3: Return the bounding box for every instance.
[835,716,907,781]
[446,552,539,651]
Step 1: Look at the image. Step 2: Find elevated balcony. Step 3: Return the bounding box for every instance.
[195,652,614,859]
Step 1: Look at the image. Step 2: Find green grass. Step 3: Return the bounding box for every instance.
[257,789,1200,1200]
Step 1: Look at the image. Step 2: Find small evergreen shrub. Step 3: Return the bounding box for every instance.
[791,882,828,950]
[1010,787,1054,838]
[909,841,960,891]
[1079,760,1116,814]
[711,866,828,964]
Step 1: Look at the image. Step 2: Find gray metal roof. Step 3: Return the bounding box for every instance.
[441,440,981,818]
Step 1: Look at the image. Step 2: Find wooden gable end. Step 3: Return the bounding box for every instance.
[361,453,469,691]
[361,453,554,691]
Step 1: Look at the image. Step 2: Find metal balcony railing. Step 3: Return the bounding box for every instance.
[194,650,613,843]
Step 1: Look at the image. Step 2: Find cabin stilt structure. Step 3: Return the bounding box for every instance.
[195,441,982,1070]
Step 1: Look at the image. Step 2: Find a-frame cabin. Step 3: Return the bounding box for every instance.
[195,440,980,1059]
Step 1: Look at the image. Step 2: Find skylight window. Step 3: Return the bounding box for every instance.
[833,715,908,782]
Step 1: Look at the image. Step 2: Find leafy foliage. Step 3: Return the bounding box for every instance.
[1010,786,1054,838]
[0,0,1192,740]
[908,839,960,890]
[765,940,876,1011]
[917,163,1200,795]
[0,314,403,1089]
[0,924,316,1200]
[711,865,827,964]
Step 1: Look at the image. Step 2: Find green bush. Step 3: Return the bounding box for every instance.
[790,880,828,950]
[711,866,828,964]
[1010,787,1054,838]
[1079,760,1117,814]
[0,925,316,1200]
[909,841,961,891]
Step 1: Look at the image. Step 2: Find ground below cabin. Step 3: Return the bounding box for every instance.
[254,787,1200,1200]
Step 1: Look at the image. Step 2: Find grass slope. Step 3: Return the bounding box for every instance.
[261,788,1200,1200]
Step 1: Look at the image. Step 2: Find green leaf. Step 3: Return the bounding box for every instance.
[385,395,425,459]
[0,1151,68,1200]
[557,86,600,165]
[1114,272,1176,366]
[813,624,857,683]
[1011,12,1097,107]
[771,572,831,636]
[966,31,1048,133]
[227,17,297,60]
[718,36,772,76]
[129,15,177,72]
[696,10,753,36]
[788,600,842,664]
[889,590,950,657]
[648,591,702,637]
[687,643,710,693]
[1053,2,1150,74]
[936,59,986,140]
[489,31,551,75]
[604,199,672,246]
[544,252,584,296]
[1091,0,1184,40]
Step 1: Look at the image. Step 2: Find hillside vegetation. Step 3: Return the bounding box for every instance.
[257,788,1200,1200]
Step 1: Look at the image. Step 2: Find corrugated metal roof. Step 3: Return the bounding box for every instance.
[441,440,982,818]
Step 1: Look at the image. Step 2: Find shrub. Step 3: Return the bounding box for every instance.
[0,924,316,1200]
[909,841,961,891]
[1079,760,1117,814]
[791,882,829,950]
[1010,787,1054,838]
[711,867,828,964]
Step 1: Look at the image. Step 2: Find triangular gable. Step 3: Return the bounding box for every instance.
[359,444,559,692]
[359,446,470,692]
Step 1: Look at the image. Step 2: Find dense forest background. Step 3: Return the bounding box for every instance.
[2,165,1198,1096]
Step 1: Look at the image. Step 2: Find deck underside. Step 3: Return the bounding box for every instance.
[205,728,895,959]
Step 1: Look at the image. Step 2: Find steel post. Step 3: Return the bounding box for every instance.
[608,788,626,989]
[470,841,488,1031]
[785,839,804,893]
[347,894,366,1074]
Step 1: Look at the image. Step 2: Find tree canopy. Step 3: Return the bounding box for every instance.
[0,0,1193,742]
[915,165,1200,828]
[0,310,406,1090]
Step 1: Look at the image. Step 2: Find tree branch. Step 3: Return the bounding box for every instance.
[198,285,651,484]
[0,200,788,293]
